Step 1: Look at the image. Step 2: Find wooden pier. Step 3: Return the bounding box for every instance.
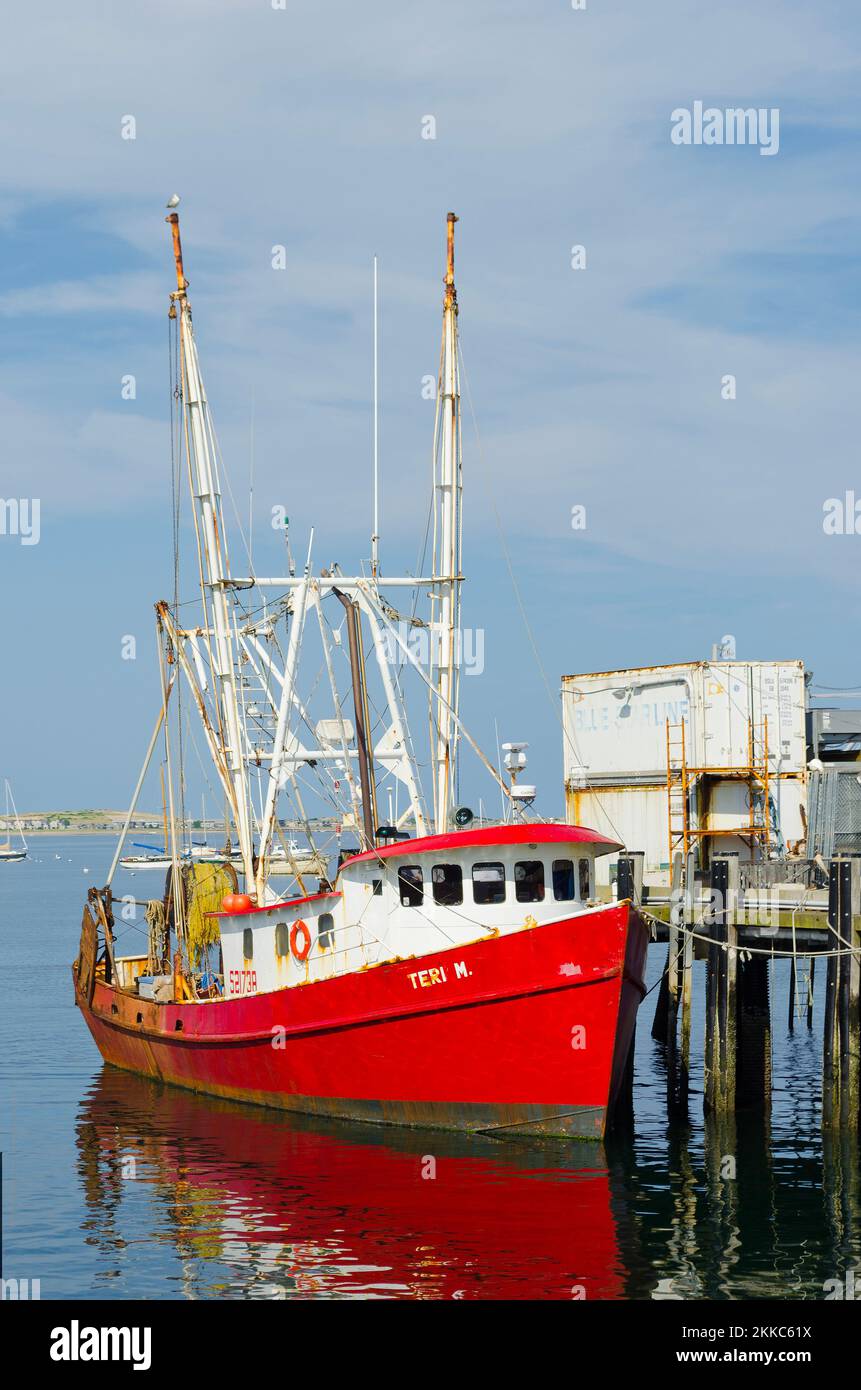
[615,852,861,1130]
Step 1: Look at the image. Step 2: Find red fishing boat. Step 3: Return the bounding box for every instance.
[73,205,648,1141]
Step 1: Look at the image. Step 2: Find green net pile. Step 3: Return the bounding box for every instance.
[184,861,237,969]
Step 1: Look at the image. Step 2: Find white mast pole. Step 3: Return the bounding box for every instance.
[5,780,27,852]
[166,212,256,893]
[433,212,462,834]
[372,255,380,577]
[255,532,314,901]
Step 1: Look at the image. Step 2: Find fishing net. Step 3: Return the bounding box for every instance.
[144,899,169,973]
[182,861,238,969]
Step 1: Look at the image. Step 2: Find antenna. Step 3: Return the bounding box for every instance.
[248,389,255,575]
[372,255,380,576]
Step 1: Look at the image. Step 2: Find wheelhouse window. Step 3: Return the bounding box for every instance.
[515,860,545,903]
[398,865,424,907]
[275,921,289,956]
[472,861,506,905]
[317,912,335,949]
[432,863,463,906]
[552,859,575,901]
[579,858,591,899]
[242,927,254,959]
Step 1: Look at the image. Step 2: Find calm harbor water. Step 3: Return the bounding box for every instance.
[1,834,859,1300]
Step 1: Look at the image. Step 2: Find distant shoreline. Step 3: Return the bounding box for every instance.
[16,829,141,836]
[13,822,221,834]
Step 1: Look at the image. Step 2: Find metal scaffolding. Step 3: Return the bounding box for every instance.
[666,716,771,866]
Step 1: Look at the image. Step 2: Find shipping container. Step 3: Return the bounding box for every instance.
[562,661,808,887]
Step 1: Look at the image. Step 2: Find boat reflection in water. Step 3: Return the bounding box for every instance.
[75,1069,628,1300]
[75,1063,861,1300]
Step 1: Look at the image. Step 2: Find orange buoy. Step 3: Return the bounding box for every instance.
[221,893,254,914]
[290,919,312,962]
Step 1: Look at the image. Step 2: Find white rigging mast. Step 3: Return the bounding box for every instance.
[431,212,463,834]
[167,212,257,892]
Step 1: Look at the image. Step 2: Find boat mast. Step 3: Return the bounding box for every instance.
[432,212,463,834]
[371,255,380,577]
[4,780,27,852]
[166,211,256,892]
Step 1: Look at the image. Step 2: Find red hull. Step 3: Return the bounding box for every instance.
[75,903,647,1139]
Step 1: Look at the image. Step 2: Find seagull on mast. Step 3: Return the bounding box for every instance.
[166,194,181,209]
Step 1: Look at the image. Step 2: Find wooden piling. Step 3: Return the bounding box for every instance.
[705,854,740,1115]
[651,959,671,1042]
[616,854,637,906]
[735,955,772,1111]
[823,947,839,1128]
[653,852,682,1042]
[704,857,724,1113]
[807,956,815,1031]
[848,875,861,1129]
[724,861,739,1113]
[824,857,861,1131]
[666,853,683,1114]
[678,851,695,1110]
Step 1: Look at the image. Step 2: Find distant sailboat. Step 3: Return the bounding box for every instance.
[0,780,28,862]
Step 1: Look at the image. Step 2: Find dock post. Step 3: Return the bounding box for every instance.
[735,953,772,1111]
[807,956,815,1031]
[617,855,633,904]
[666,852,684,1114]
[614,852,643,1132]
[825,857,861,1131]
[848,864,861,1130]
[652,851,682,1043]
[704,857,725,1113]
[706,854,739,1114]
[788,955,796,1034]
[651,958,670,1041]
[617,851,644,907]
[724,858,740,1113]
[822,858,848,1128]
[678,850,696,1110]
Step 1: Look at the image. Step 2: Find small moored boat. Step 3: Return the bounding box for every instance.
[0,779,27,862]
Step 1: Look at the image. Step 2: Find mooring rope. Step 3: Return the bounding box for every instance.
[638,907,860,960]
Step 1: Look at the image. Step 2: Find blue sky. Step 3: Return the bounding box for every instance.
[1,0,860,817]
